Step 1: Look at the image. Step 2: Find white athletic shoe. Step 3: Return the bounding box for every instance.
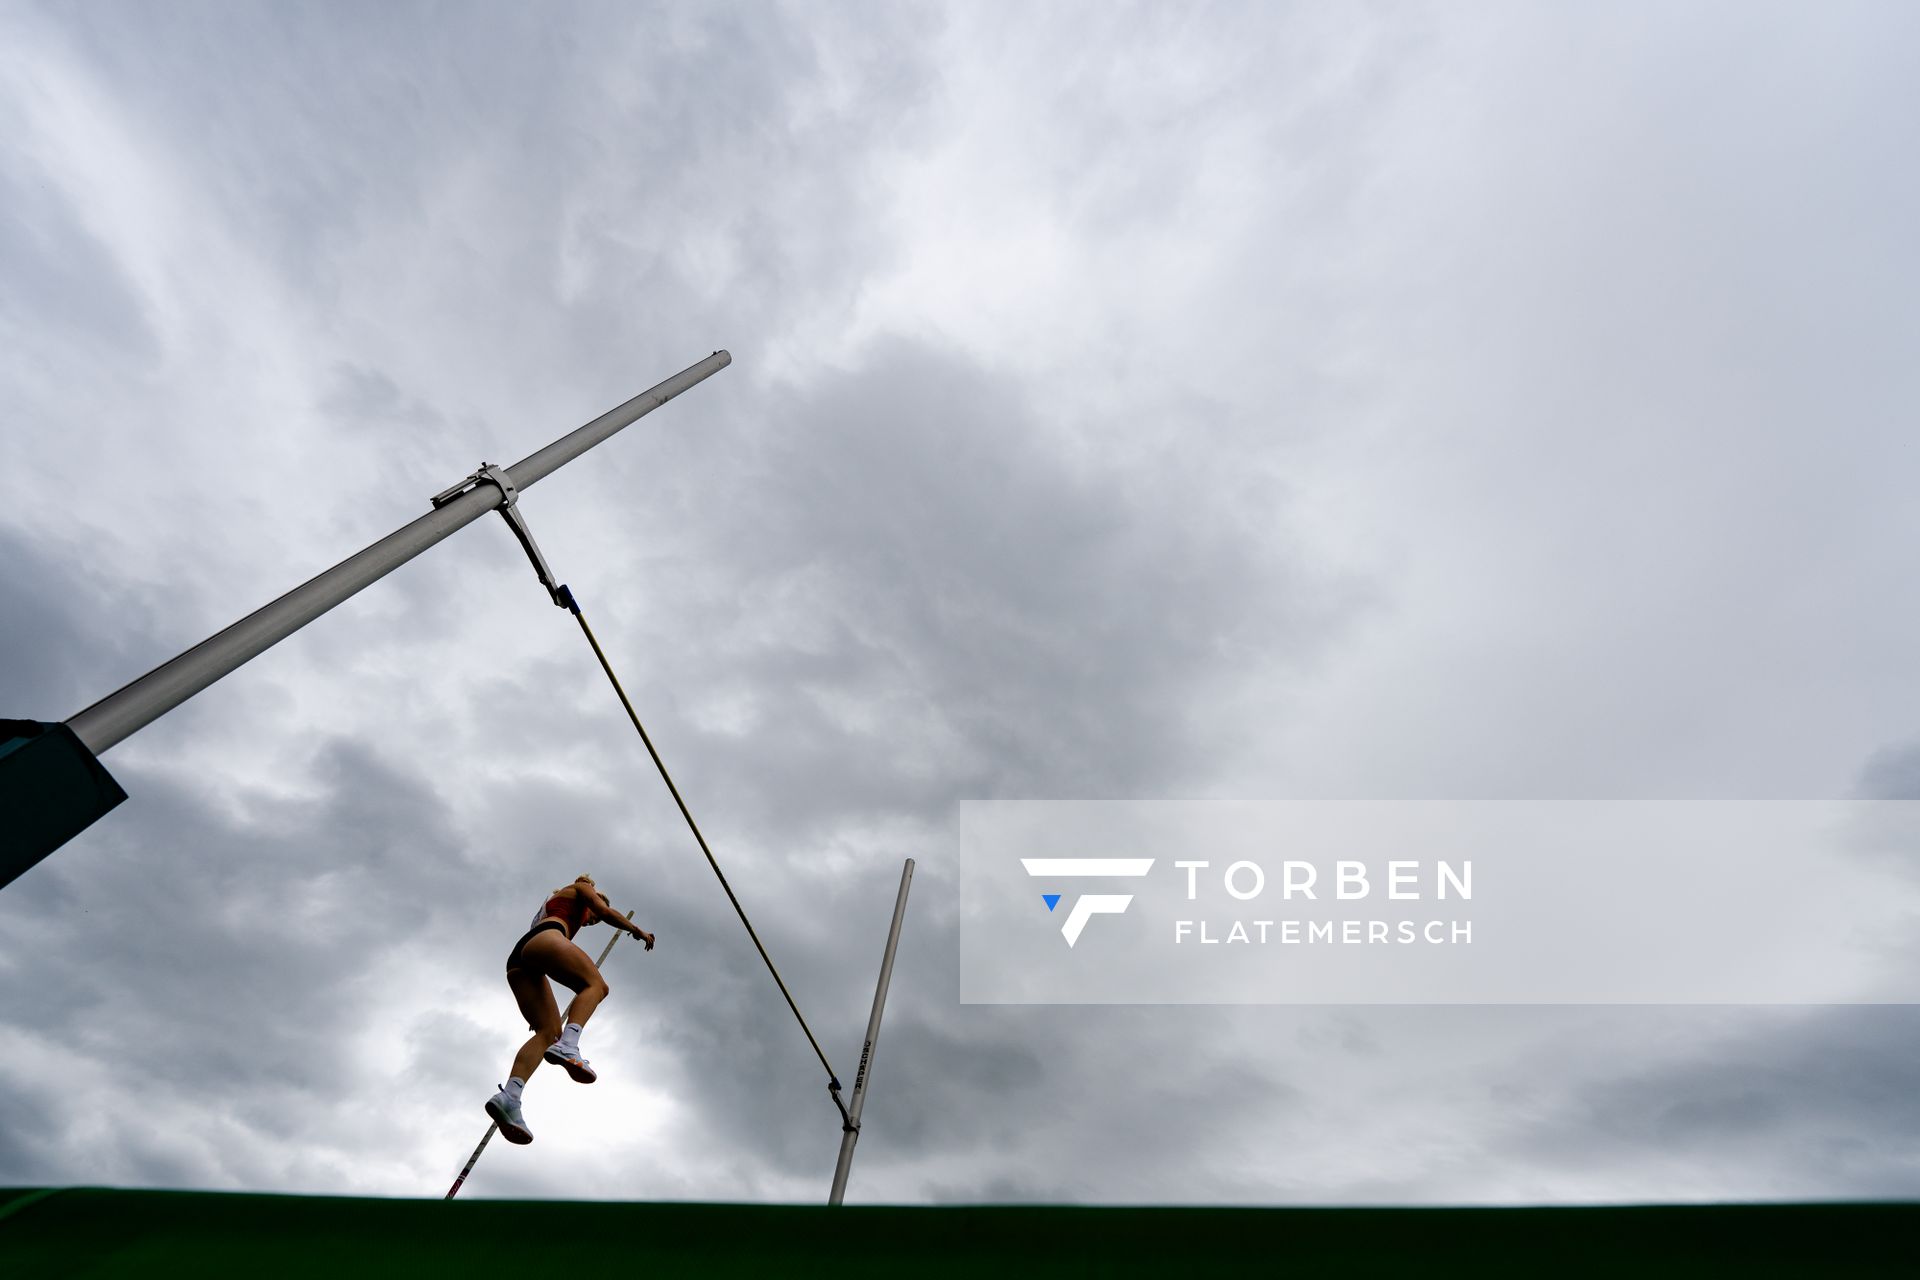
[486,1087,534,1144]
[542,1042,598,1084]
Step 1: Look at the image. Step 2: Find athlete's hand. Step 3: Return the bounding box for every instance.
[634,927,656,950]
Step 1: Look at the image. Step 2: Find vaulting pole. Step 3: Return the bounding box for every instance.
[828,857,915,1206]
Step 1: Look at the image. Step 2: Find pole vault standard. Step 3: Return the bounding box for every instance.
[0,352,729,890]
[68,351,730,754]
[829,857,915,1206]
[446,910,634,1200]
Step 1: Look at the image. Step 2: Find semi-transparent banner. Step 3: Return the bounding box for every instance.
[958,800,1920,1004]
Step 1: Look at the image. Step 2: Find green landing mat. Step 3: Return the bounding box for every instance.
[2,1187,1914,1277]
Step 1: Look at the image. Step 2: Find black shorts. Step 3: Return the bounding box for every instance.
[505,920,568,975]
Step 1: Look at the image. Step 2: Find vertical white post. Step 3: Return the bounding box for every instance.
[828,857,915,1206]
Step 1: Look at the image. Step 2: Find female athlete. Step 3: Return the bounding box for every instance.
[485,874,654,1144]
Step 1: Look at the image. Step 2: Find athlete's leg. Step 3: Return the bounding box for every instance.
[520,930,611,1029]
[507,964,562,1081]
[487,963,560,1143]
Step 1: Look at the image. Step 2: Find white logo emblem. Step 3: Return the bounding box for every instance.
[1021,858,1155,946]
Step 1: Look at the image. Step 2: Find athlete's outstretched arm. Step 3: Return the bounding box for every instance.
[582,885,652,945]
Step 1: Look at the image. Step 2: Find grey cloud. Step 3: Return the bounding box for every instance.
[559,336,1361,856]
[1859,742,1920,801]
[1506,1008,1920,1200]
[0,1069,62,1183]
[0,161,159,362]
[0,522,168,721]
[0,735,482,1189]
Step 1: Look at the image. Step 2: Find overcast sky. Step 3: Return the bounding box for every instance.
[4,0,1920,1205]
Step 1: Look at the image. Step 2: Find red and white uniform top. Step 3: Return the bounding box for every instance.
[532,892,593,938]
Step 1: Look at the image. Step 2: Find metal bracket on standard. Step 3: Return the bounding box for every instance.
[433,462,575,610]
[829,1079,857,1133]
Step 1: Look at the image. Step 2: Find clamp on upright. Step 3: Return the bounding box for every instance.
[828,1077,857,1133]
[432,462,578,613]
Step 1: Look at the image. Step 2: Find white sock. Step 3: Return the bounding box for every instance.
[504,1076,526,1101]
[559,1023,583,1051]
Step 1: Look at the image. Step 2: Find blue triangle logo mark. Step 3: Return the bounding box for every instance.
[1043,894,1061,912]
